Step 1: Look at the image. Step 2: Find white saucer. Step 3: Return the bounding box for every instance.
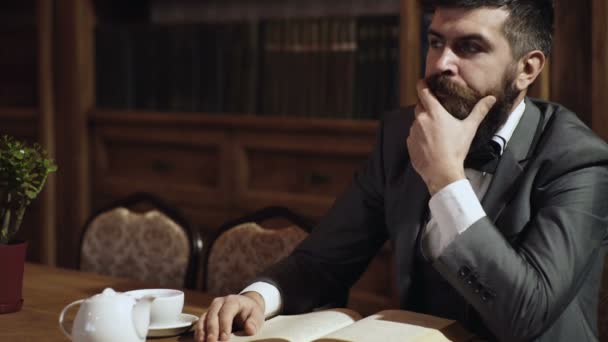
[147,313,199,338]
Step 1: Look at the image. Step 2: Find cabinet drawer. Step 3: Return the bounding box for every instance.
[235,132,375,215]
[102,141,220,188]
[92,125,229,205]
[246,148,364,197]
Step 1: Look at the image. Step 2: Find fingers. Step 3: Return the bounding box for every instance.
[241,302,265,336]
[195,312,207,342]
[217,295,242,341]
[416,79,443,115]
[195,294,264,342]
[414,103,424,118]
[204,297,224,342]
[466,95,497,128]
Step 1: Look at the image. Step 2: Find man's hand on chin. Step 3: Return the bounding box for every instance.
[195,292,265,342]
[406,79,496,195]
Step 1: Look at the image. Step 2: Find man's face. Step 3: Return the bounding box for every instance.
[424,7,523,148]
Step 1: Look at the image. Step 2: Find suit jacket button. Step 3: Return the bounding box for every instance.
[458,266,471,278]
[474,284,483,294]
[467,275,479,287]
[481,290,494,302]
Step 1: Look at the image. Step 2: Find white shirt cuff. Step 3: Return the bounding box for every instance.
[429,179,486,235]
[240,281,282,318]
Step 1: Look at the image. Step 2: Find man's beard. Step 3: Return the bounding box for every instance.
[426,69,520,152]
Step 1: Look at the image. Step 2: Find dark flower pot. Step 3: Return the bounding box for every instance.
[0,241,27,314]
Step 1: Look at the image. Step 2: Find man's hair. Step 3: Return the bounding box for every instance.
[424,0,554,58]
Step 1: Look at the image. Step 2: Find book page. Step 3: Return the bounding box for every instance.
[230,308,362,342]
[314,310,472,342]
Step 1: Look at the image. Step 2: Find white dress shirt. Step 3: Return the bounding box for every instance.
[242,100,527,318]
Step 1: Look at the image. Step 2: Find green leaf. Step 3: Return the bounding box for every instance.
[25,189,37,199]
[0,135,58,243]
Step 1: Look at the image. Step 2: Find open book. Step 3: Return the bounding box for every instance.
[230,308,473,342]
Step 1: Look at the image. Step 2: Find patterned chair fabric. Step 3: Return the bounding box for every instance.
[600,253,608,342]
[206,222,308,296]
[80,207,190,288]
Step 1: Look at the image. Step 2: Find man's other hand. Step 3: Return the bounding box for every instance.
[194,292,265,342]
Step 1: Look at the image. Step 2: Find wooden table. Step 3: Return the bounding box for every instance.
[0,263,213,342]
[0,263,475,341]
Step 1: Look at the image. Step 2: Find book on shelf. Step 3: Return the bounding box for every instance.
[230,308,473,342]
[149,0,401,23]
[95,25,134,109]
[94,13,400,120]
[353,15,399,120]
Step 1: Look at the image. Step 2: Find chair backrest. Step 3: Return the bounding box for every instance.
[600,252,608,342]
[79,193,202,289]
[204,206,312,296]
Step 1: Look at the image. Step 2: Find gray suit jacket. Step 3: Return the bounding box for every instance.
[259,98,608,341]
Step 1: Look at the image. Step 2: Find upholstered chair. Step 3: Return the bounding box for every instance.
[204,206,313,296]
[79,193,202,289]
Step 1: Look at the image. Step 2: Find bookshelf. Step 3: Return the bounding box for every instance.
[94,14,401,120]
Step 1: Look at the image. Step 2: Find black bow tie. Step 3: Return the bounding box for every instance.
[464,140,502,173]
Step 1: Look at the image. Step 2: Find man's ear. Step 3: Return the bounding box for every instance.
[515,50,546,91]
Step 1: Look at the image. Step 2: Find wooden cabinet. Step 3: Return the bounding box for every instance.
[90,110,377,218]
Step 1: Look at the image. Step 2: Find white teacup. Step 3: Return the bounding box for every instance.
[125,289,184,326]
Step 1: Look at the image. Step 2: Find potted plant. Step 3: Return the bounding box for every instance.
[0,135,57,314]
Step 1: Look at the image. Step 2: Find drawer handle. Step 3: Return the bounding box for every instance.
[151,160,172,173]
[308,172,331,186]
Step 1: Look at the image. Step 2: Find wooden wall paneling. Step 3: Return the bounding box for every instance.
[54,0,95,268]
[37,0,57,265]
[400,0,422,107]
[550,0,592,124]
[527,60,551,100]
[592,0,608,141]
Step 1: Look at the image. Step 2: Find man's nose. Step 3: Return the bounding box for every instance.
[431,48,458,76]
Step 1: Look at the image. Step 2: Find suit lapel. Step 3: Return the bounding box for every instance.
[399,163,431,227]
[392,107,430,234]
[481,98,543,223]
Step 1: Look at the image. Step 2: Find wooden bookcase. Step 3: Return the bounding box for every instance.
[1,0,607,316]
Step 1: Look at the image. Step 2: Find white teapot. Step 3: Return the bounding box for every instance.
[59,288,154,342]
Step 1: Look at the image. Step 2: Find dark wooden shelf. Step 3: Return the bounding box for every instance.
[90,109,379,135]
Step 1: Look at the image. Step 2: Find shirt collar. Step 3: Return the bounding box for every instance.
[492,99,525,155]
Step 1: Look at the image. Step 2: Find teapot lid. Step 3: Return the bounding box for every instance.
[88,288,134,302]
[101,288,117,296]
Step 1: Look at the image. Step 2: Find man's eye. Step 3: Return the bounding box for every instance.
[458,42,483,54]
[428,38,443,49]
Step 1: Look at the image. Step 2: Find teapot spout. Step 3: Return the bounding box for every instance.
[132,296,154,339]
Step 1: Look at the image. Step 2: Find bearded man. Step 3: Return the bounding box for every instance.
[196,1,608,341]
